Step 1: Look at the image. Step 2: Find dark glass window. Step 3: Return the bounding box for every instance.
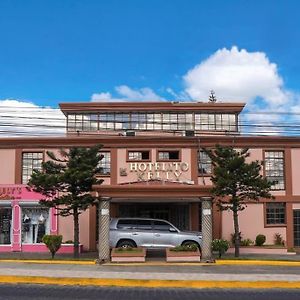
[266,202,286,225]
[198,151,212,174]
[136,220,152,230]
[117,219,136,229]
[98,152,111,175]
[153,220,172,231]
[158,151,179,160]
[265,151,285,190]
[0,208,12,244]
[22,152,43,184]
[128,151,150,161]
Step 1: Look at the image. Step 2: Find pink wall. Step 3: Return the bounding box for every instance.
[291,149,300,195]
[221,203,287,245]
[0,150,15,184]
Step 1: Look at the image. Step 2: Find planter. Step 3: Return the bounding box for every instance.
[227,246,296,255]
[111,247,146,262]
[166,248,201,262]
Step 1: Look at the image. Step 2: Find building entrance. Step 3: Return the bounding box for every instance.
[118,203,190,230]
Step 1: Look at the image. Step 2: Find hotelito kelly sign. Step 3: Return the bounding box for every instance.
[129,162,189,181]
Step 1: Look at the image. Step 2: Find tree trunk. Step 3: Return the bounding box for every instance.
[73,209,80,259]
[233,207,240,258]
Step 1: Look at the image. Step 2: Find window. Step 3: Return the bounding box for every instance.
[22,152,43,184]
[198,151,212,174]
[128,151,150,161]
[0,208,12,245]
[158,150,180,161]
[266,202,286,225]
[153,220,172,231]
[22,207,50,244]
[265,151,285,190]
[98,152,111,175]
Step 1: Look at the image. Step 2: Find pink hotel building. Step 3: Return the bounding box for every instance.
[0,101,300,253]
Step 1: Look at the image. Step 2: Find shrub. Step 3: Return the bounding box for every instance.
[64,240,74,244]
[212,239,230,258]
[240,238,254,246]
[42,235,63,259]
[274,233,284,246]
[170,244,198,252]
[255,234,266,246]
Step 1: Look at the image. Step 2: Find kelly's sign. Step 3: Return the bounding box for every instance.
[0,186,22,200]
[129,162,189,181]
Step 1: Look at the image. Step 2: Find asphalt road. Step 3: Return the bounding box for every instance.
[0,284,299,300]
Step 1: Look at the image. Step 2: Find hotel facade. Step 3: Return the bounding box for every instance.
[0,101,299,253]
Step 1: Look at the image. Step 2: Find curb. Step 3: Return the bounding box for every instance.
[0,275,299,289]
[0,259,95,265]
[1,259,300,267]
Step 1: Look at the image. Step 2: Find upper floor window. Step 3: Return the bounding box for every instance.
[158,150,180,161]
[128,151,150,161]
[67,112,238,133]
[266,202,286,225]
[98,152,111,175]
[198,151,212,175]
[22,152,43,184]
[264,151,285,190]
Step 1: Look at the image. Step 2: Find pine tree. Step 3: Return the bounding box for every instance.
[204,145,274,257]
[28,145,104,258]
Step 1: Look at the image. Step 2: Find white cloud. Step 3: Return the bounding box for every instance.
[183,46,290,107]
[91,85,165,102]
[0,99,65,136]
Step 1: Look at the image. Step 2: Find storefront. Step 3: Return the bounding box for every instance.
[0,185,63,252]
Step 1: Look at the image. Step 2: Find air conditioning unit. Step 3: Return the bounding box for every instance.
[185,130,195,137]
[125,131,136,136]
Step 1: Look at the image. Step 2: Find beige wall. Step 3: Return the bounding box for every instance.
[0,149,15,184]
[221,203,287,245]
[58,209,91,250]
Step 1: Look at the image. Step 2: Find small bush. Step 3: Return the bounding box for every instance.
[274,233,284,246]
[170,244,198,252]
[255,234,266,246]
[42,235,63,259]
[64,240,74,244]
[212,239,230,258]
[240,238,254,246]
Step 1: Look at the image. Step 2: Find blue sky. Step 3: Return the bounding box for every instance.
[0,0,300,135]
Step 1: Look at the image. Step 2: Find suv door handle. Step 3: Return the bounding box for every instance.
[132,232,138,236]
[154,233,160,237]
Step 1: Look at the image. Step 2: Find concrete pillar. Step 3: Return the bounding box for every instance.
[201,197,213,262]
[98,197,111,263]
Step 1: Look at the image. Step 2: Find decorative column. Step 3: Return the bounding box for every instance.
[12,201,21,252]
[98,196,111,263]
[201,197,213,262]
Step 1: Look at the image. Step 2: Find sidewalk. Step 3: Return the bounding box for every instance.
[0,259,300,289]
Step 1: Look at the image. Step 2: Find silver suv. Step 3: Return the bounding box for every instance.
[110,218,202,250]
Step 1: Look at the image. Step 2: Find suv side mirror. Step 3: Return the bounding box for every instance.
[169,227,177,233]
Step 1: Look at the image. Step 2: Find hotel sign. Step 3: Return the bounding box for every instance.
[129,162,189,181]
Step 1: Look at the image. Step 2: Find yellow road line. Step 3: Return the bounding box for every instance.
[0,259,95,265]
[0,275,299,289]
[216,260,300,267]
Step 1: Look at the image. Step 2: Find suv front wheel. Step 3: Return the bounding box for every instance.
[116,239,137,248]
